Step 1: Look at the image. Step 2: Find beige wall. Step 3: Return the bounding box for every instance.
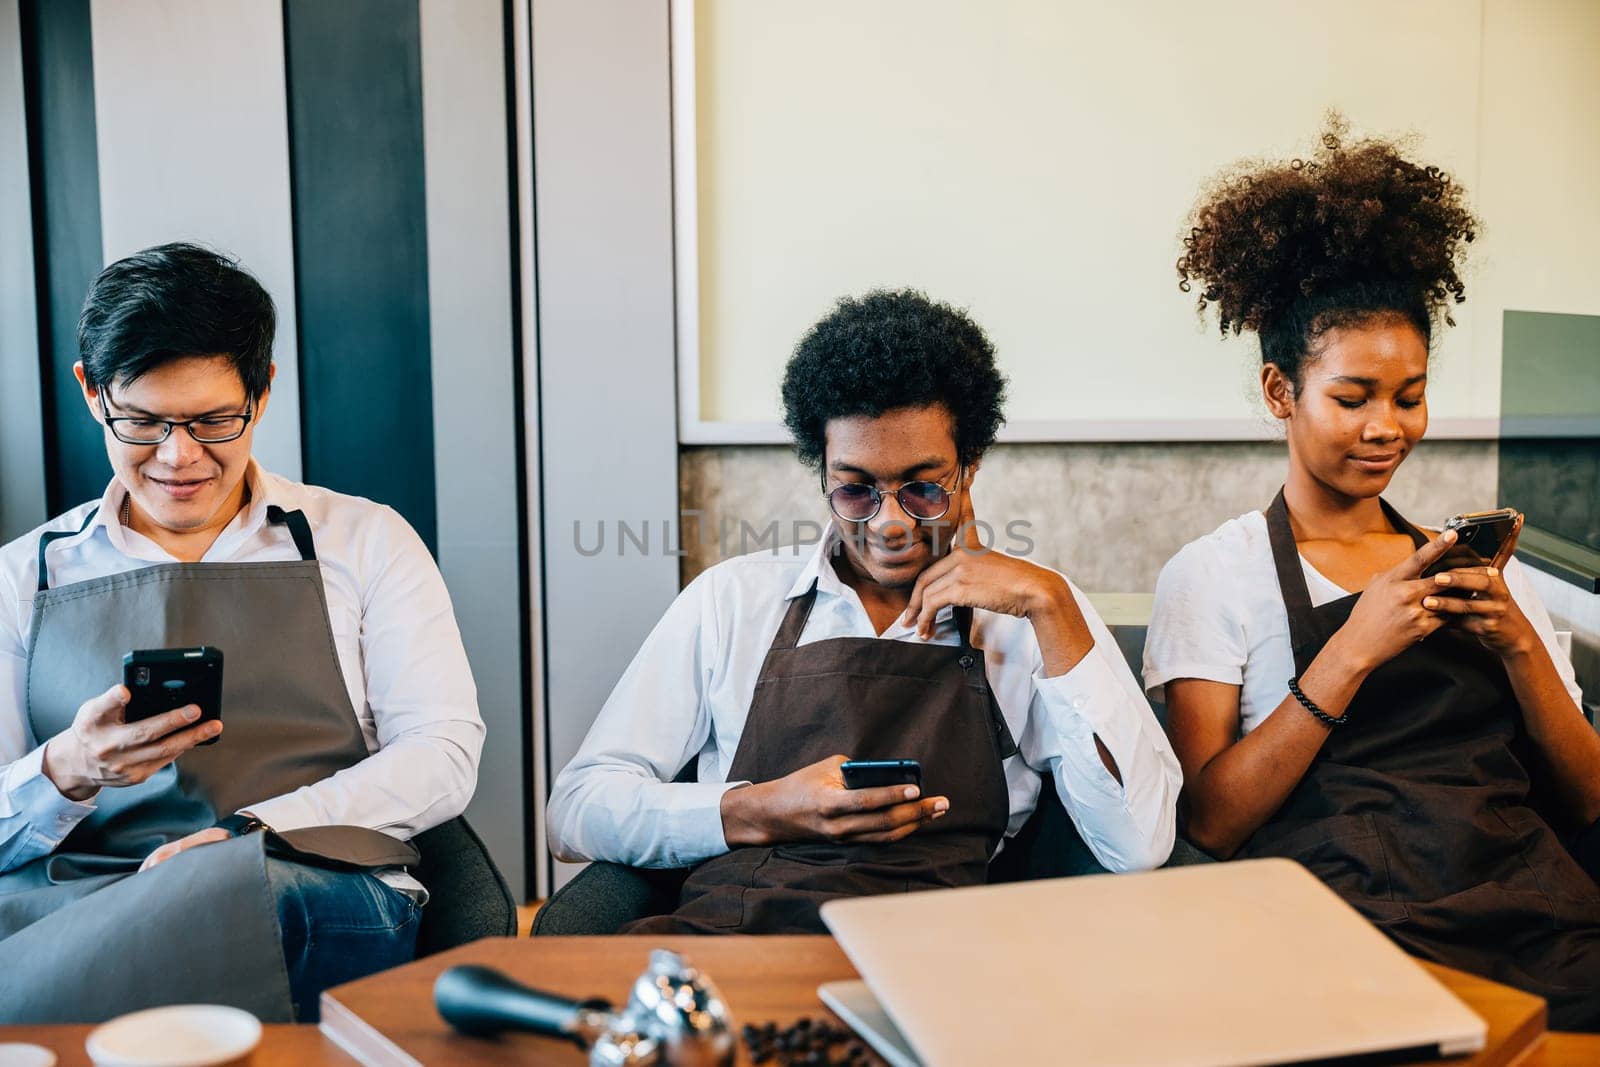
[680,442,1498,593]
[684,0,1600,439]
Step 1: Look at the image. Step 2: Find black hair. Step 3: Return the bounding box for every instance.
[1176,115,1479,389]
[781,289,1007,471]
[77,242,276,399]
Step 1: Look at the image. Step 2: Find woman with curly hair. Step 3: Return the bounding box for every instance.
[1143,119,1600,1028]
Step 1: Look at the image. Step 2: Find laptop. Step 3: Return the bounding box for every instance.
[819,858,1486,1067]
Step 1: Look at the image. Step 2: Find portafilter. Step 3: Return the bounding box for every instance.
[434,948,736,1066]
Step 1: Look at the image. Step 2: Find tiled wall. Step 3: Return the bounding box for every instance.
[679,440,1500,591]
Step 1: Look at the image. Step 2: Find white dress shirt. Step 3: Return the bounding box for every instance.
[548,532,1182,873]
[1143,510,1583,732]
[0,463,485,889]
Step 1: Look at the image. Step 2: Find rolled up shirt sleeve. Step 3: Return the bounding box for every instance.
[547,570,743,869]
[1021,590,1182,873]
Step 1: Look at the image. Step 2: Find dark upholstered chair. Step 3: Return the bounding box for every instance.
[532,775,1212,935]
[411,816,518,954]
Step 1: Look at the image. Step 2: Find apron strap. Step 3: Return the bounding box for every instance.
[1264,489,1324,672]
[266,505,318,562]
[36,508,100,593]
[954,606,976,650]
[771,583,819,651]
[1378,498,1430,550]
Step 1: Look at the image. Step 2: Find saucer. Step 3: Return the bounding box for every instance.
[0,1043,57,1067]
[86,1005,261,1067]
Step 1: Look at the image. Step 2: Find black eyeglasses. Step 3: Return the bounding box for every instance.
[99,391,255,445]
[823,469,964,522]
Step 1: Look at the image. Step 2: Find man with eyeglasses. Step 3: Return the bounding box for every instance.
[549,289,1180,934]
[0,244,483,1021]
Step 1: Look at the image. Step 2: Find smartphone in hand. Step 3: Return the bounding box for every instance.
[840,759,922,790]
[1420,509,1521,580]
[123,647,224,744]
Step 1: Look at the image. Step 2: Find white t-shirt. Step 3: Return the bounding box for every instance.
[1142,510,1582,735]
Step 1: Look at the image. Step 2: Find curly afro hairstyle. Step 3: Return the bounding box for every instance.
[1176,114,1478,388]
[781,289,1007,474]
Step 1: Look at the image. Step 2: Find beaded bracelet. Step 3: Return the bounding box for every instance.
[1288,676,1347,729]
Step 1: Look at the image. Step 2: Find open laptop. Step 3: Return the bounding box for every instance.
[819,858,1486,1067]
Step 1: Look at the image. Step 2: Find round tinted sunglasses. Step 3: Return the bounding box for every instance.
[823,469,965,523]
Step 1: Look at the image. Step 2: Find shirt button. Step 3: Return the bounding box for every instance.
[1071,695,1088,710]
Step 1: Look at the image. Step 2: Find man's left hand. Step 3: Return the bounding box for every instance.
[900,494,1093,674]
[139,827,231,872]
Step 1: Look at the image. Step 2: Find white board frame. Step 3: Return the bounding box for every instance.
[669,2,1499,444]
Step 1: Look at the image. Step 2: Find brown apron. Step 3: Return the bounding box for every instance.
[0,504,417,1023]
[625,582,1018,935]
[1239,490,1600,1030]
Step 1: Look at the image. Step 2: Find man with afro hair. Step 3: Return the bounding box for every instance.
[550,289,1180,934]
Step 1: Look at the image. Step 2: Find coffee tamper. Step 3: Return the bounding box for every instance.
[435,948,736,1066]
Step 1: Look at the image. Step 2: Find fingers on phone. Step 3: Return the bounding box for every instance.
[1432,569,1495,592]
[841,797,949,841]
[828,784,917,815]
[131,704,204,743]
[1424,593,1496,615]
[1406,528,1457,575]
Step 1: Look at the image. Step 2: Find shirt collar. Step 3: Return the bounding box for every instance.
[83,459,284,560]
[784,525,955,628]
[785,526,847,602]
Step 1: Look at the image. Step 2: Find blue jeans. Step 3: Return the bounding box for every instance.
[267,858,421,1021]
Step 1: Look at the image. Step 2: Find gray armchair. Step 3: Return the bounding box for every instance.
[412,816,519,953]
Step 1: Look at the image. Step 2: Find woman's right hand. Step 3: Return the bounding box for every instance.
[1326,528,1460,675]
[41,684,223,802]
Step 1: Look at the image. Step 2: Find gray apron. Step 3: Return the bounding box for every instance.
[0,503,418,1023]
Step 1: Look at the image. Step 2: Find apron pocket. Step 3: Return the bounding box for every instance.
[1249,814,1404,920]
[1492,806,1600,930]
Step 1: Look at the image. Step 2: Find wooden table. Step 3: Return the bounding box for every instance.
[315,936,1574,1067]
[4,936,1597,1065]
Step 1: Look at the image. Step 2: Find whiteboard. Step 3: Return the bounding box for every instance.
[675,0,1600,443]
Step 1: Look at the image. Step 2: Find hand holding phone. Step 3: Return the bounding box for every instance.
[719,755,946,848]
[840,759,922,790]
[39,677,224,802]
[1419,509,1522,581]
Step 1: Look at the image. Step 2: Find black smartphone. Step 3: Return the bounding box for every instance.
[122,647,224,744]
[840,759,922,790]
[1420,509,1521,579]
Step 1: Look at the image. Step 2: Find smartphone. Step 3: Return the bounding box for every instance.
[1420,509,1522,579]
[122,647,224,744]
[840,759,922,790]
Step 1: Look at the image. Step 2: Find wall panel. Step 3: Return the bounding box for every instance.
[0,0,47,542]
[285,0,437,552]
[88,0,303,480]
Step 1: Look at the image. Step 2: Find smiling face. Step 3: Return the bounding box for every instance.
[76,355,268,537]
[823,404,969,592]
[1264,318,1429,503]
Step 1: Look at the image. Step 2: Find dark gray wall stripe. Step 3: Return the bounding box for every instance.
[283,0,436,553]
[20,0,106,514]
[1,0,49,544]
